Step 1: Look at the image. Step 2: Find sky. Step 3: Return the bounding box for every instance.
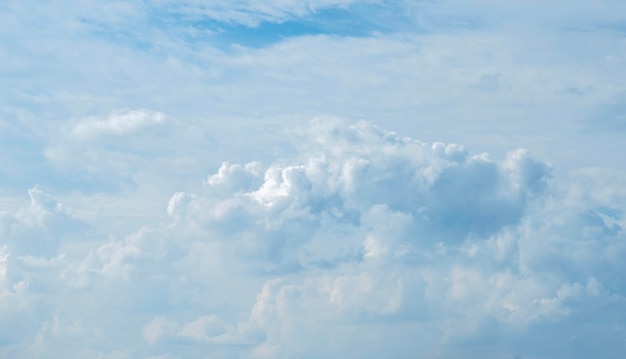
[2,0,626,358]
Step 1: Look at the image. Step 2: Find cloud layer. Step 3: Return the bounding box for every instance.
[3,1,626,357]
[2,119,625,358]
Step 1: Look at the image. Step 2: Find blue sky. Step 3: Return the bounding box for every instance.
[2,1,626,358]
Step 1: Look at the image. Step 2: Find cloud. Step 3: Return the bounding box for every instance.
[0,188,89,356]
[70,109,167,140]
[5,0,626,189]
[155,0,357,27]
[0,186,87,257]
[42,108,179,193]
[169,119,552,269]
[2,120,626,358]
[155,119,625,358]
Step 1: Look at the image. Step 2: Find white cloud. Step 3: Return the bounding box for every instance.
[41,108,182,195]
[173,119,552,264]
[70,109,167,140]
[0,186,87,259]
[159,119,624,358]
[1,120,626,357]
[205,161,264,193]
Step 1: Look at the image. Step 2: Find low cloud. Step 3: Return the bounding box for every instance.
[171,119,552,268]
[70,109,167,140]
[1,120,625,358]
[159,119,624,358]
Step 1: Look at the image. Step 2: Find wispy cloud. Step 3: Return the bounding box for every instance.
[152,0,358,27]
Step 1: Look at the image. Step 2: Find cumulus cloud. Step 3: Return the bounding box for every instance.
[158,119,625,358]
[170,119,552,268]
[2,120,626,358]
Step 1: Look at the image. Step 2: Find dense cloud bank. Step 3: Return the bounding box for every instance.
[1,120,625,358]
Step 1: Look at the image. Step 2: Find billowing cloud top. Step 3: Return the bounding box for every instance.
[2,119,625,358]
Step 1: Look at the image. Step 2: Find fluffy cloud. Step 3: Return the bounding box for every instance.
[171,120,551,266]
[0,188,87,357]
[70,109,167,140]
[155,119,625,357]
[41,109,180,193]
[1,120,625,358]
